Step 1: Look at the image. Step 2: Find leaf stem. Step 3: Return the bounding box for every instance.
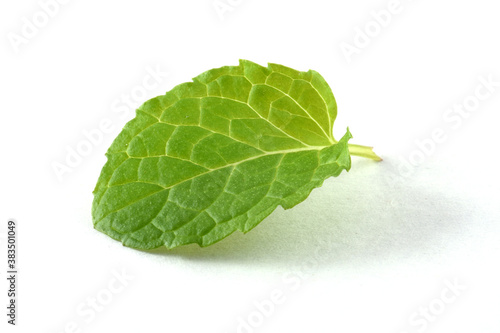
[348,144,382,161]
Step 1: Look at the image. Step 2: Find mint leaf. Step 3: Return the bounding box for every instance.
[92,60,379,249]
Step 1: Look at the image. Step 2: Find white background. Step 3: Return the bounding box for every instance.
[1,0,499,332]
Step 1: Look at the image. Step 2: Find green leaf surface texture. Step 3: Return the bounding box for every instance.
[92,60,352,249]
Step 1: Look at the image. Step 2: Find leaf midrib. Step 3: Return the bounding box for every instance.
[108,144,330,190]
[95,144,332,226]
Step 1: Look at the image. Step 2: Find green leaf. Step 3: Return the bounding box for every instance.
[92,60,376,250]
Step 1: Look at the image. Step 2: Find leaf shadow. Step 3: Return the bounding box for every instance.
[143,157,474,272]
